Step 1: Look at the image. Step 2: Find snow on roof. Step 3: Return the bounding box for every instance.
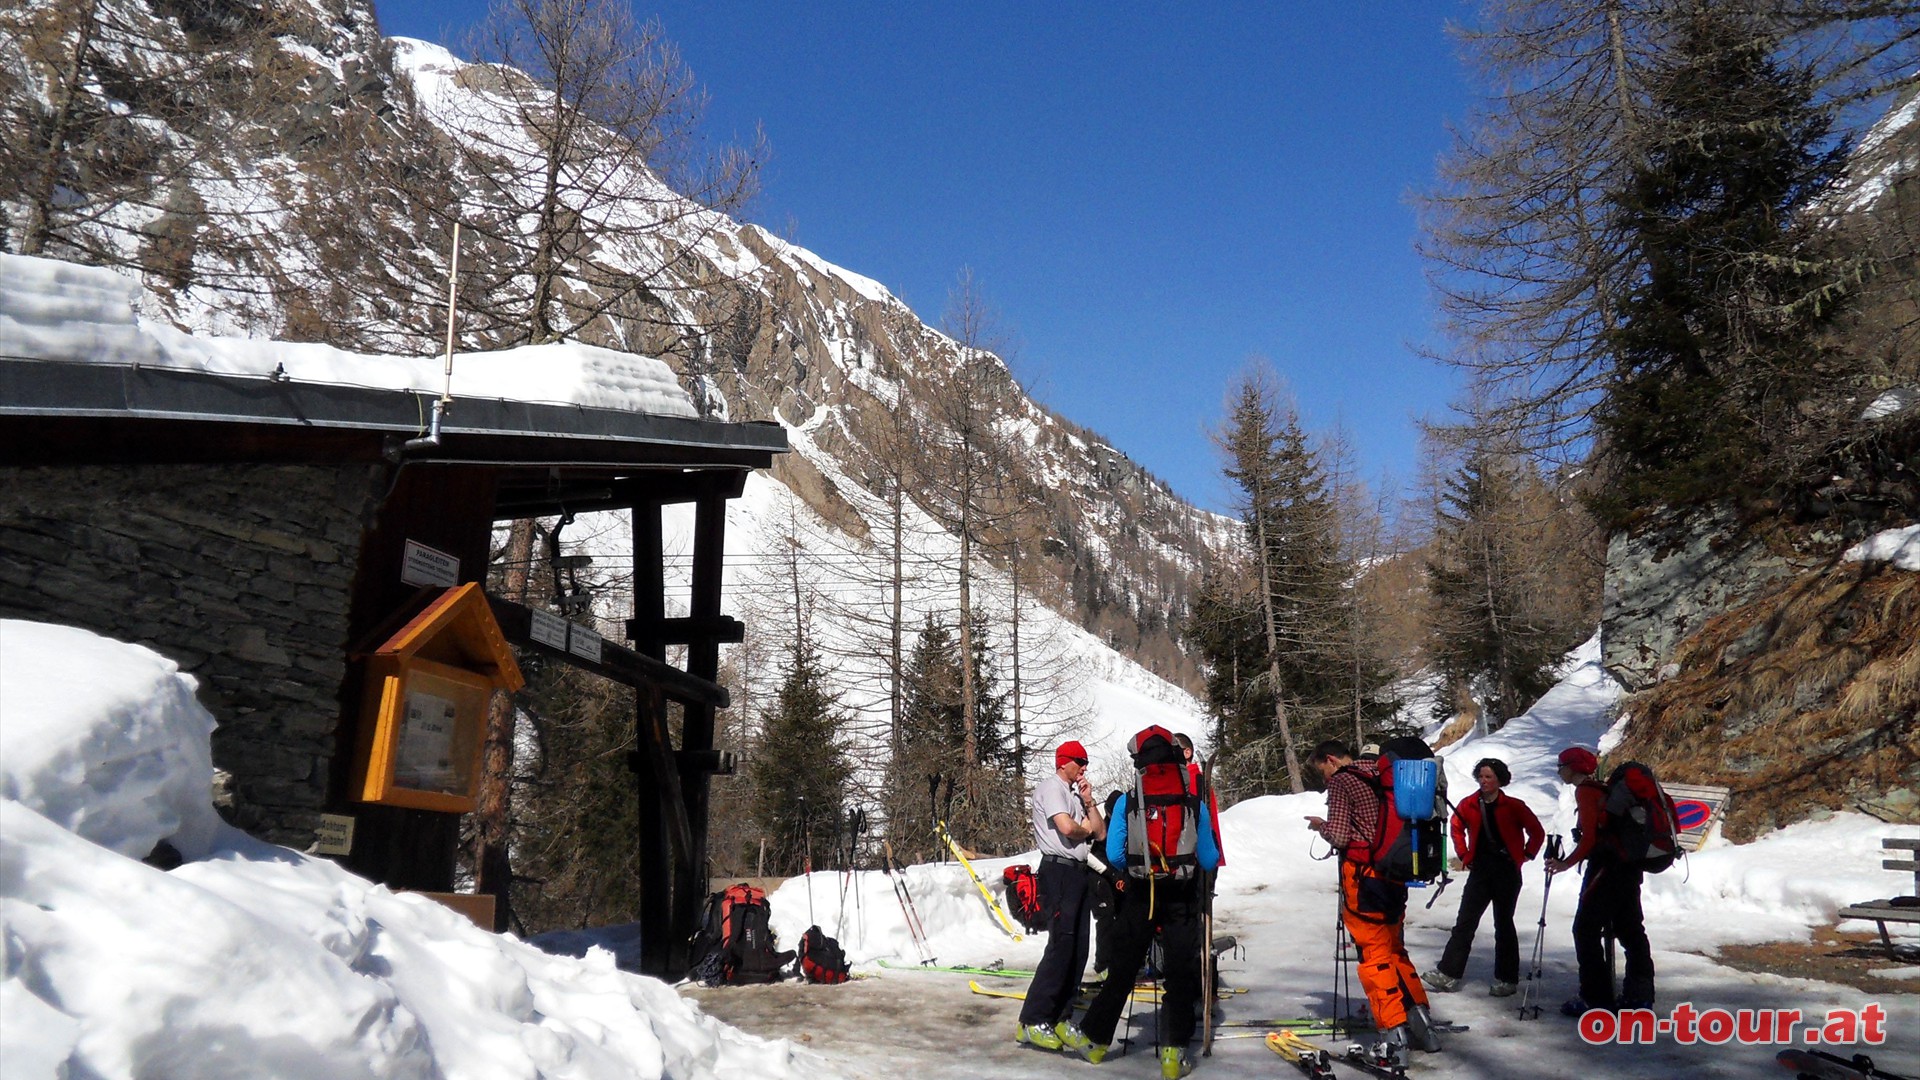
[0,252,698,419]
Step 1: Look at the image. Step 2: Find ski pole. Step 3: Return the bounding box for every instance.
[1519,833,1564,1020]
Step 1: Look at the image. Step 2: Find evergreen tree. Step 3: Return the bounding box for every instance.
[1424,447,1567,727]
[882,614,1025,859]
[1594,4,1855,523]
[1214,366,1381,795]
[746,641,852,877]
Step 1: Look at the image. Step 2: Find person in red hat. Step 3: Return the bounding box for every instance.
[1016,739,1106,1055]
[1546,745,1655,1016]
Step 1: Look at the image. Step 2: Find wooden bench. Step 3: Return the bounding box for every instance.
[1837,837,1920,955]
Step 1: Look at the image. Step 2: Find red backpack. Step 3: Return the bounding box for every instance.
[798,925,851,984]
[1603,762,1681,873]
[689,883,793,985]
[1123,726,1200,880]
[1003,864,1046,931]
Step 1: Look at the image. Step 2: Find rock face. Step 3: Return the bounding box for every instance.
[1600,514,1805,692]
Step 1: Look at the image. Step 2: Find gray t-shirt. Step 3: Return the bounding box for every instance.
[1031,773,1088,861]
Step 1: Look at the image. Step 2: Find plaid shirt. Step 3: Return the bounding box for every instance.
[1324,760,1386,861]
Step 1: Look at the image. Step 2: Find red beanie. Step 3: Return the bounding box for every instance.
[1557,747,1599,775]
[1055,740,1088,769]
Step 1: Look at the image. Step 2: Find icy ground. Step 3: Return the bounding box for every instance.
[2,613,1916,1078]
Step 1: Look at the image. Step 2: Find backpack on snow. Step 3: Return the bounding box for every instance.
[1123,725,1201,881]
[798,925,851,984]
[1344,736,1447,884]
[1603,761,1681,873]
[1003,864,1046,932]
[688,883,793,985]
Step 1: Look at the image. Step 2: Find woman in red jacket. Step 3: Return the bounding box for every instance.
[1422,758,1544,996]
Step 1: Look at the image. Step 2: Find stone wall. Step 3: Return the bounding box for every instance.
[0,463,380,848]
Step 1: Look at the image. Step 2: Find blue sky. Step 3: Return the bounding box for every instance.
[374,2,1478,513]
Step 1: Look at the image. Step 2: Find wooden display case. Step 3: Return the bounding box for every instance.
[351,582,524,813]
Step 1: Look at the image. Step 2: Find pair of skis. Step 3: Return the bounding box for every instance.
[880,840,935,964]
[1267,1029,1413,1080]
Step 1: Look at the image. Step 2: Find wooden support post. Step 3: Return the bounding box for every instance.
[632,499,674,976]
[672,492,729,973]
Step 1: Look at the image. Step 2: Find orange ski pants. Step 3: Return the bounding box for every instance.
[1340,859,1428,1030]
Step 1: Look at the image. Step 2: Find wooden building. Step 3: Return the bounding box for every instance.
[0,355,785,976]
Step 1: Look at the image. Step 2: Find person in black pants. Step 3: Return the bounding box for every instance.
[1546,746,1655,1013]
[1422,758,1544,996]
[1016,741,1106,1053]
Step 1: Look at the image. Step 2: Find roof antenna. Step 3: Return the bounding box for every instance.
[404,219,462,451]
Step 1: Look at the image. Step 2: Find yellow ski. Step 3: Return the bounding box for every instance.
[936,819,1023,940]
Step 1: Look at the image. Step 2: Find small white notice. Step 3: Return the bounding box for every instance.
[529,609,569,650]
[568,623,602,662]
[401,540,460,588]
[310,814,356,857]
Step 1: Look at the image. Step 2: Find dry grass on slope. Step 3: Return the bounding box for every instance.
[1611,559,1919,841]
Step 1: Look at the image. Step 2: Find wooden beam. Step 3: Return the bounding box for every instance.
[624,615,745,648]
[485,597,728,709]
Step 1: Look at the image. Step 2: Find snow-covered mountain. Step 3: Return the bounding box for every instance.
[1,0,1234,760]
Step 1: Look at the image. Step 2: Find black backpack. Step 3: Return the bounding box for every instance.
[1003,864,1046,932]
[798,925,851,984]
[688,883,793,985]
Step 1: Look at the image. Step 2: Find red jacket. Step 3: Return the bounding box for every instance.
[1560,780,1610,865]
[1449,790,1545,869]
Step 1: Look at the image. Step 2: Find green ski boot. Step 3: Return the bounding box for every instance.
[1159,1046,1194,1078]
[1016,1022,1064,1050]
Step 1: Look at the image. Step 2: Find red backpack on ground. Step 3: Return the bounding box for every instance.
[688,883,793,985]
[1123,725,1200,880]
[798,925,851,984]
[1003,864,1046,931]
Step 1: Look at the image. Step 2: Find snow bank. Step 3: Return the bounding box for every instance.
[0,620,223,859]
[0,620,830,1080]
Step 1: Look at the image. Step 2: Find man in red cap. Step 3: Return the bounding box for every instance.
[1546,746,1654,1015]
[1016,739,1106,1054]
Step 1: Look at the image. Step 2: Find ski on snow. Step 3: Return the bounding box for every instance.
[1266,1031,1339,1078]
[1777,1049,1917,1080]
[877,959,1029,979]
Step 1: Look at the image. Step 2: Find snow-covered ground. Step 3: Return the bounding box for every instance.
[5,614,1915,1078]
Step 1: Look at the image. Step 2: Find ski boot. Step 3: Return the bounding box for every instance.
[1357,1024,1410,1070]
[1017,1022,1064,1050]
[1056,1021,1095,1056]
[1420,970,1459,993]
[1490,980,1517,997]
[1159,1045,1194,1078]
[1406,1003,1443,1052]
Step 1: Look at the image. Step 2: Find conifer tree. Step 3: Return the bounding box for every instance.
[1593,3,1856,522]
[746,641,851,877]
[1424,446,1566,727]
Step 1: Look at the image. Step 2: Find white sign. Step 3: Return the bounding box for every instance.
[394,690,458,790]
[529,609,569,651]
[568,624,602,663]
[310,814,356,857]
[401,540,459,588]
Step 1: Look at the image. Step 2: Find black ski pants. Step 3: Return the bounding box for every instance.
[1436,856,1522,984]
[1080,875,1202,1049]
[1572,857,1653,1007]
[1020,855,1093,1026]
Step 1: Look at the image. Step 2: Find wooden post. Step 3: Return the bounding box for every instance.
[673,491,729,973]
[632,499,673,976]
